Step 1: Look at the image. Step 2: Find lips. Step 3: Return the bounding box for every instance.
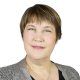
[32,45,45,50]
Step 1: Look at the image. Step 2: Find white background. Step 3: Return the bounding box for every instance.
[0,0,80,75]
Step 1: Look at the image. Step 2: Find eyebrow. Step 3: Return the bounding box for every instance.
[44,26,52,29]
[43,26,54,31]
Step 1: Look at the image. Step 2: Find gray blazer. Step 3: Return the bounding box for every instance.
[0,58,80,80]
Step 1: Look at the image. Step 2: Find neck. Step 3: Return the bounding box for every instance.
[26,56,52,72]
[25,56,58,80]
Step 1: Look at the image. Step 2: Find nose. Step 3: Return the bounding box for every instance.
[33,33,44,42]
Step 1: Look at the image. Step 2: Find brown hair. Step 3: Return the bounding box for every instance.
[20,4,62,41]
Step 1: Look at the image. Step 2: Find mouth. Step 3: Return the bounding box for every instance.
[31,45,45,50]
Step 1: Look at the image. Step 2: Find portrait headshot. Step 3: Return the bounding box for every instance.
[0,0,80,80]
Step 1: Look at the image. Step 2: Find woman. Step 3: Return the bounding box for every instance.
[0,4,80,80]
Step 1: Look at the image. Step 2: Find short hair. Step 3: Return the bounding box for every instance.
[20,4,62,41]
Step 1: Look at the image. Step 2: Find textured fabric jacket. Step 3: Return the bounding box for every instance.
[0,58,80,80]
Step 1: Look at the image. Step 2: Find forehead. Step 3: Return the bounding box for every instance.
[26,14,54,25]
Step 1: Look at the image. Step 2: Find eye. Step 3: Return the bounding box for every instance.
[43,30,52,33]
[27,28,36,31]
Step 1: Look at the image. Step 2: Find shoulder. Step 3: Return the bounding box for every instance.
[0,61,21,80]
[0,65,14,80]
[56,63,80,80]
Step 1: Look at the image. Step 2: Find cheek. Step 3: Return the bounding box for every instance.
[23,31,34,43]
[45,35,56,45]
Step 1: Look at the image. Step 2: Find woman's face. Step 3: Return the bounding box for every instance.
[23,21,56,60]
